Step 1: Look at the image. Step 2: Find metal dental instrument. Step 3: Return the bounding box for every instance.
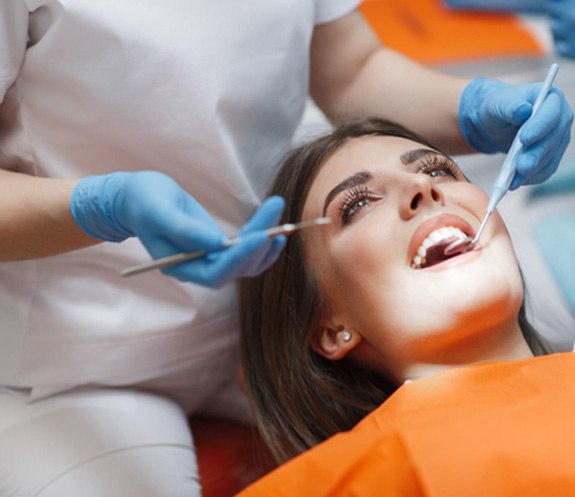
[121,216,332,277]
[444,63,559,257]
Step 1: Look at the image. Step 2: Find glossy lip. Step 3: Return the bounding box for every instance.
[408,213,476,268]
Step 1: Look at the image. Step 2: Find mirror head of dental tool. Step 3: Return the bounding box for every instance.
[443,210,490,256]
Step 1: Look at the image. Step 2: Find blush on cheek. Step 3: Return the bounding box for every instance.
[344,228,397,266]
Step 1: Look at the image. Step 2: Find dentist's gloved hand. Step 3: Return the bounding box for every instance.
[549,0,575,59]
[70,171,286,287]
[460,77,573,188]
[442,0,546,13]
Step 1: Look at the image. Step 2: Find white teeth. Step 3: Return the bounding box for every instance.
[411,226,468,269]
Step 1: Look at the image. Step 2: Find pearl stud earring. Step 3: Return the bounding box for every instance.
[342,330,352,343]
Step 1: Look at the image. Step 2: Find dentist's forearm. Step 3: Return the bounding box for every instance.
[0,169,99,260]
[310,10,473,155]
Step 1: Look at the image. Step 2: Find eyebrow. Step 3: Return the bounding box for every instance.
[400,148,446,165]
[399,148,443,166]
[323,170,373,216]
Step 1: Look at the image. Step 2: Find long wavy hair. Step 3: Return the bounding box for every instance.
[239,117,549,464]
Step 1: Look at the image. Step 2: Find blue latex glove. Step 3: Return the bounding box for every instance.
[548,0,575,59]
[459,77,573,188]
[443,0,546,12]
[70,171,286,287]
[443,0,575,59]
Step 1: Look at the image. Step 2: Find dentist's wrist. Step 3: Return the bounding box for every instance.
[70,173,133,242]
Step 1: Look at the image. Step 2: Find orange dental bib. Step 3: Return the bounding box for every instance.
[239,353,575,496]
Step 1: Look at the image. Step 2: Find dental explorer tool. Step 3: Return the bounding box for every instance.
[444,63,559,257]
[121,216,332,277]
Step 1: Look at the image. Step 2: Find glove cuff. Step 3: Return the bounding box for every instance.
[459,77,507,154]
[70,173,134,242]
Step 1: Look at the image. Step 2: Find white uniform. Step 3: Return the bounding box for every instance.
[0,1,359,495]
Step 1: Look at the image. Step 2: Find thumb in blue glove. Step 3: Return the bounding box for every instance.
[548,0,575,59]
[70,170,286,287]
[459,77,573,189]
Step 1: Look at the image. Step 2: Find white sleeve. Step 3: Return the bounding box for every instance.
[315,0,360,25]
[0,1,29,101]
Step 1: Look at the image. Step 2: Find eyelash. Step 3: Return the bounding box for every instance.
[338,186,383,225]
[417,156,461,179]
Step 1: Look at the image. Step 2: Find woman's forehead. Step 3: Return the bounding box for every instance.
[309,135,429,196]
[321,135,429,177]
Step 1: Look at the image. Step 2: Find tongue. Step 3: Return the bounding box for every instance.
[423,237,459,268]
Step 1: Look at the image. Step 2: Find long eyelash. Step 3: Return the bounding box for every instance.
[418,155,461,178]
[338,186,379,225]
[338,186,368,216]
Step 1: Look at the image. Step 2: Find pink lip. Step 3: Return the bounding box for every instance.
[408,213,475,266]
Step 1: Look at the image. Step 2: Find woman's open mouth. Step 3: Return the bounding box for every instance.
[411,226,469,269]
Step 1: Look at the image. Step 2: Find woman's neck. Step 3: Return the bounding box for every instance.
[403,320,534,382]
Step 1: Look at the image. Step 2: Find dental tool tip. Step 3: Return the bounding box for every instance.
[266,217,331,236]
[443,236,473,257]
[443,211,491,257]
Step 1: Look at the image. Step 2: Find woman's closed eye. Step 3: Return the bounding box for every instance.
[338,186,384,225]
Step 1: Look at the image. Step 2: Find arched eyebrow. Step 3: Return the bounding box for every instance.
[322,170,373,216]
[400,148,447,165]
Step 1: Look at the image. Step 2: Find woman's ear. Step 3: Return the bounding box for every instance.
[310,323,361,361]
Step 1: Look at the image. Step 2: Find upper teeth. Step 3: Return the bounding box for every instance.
[411,226,468,269]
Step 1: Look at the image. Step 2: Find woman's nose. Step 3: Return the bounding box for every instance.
[399,175,444,219]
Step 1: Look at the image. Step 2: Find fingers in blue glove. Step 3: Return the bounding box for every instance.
[512,129,572,189]
[512,88,573,188]
[118,172,221,235]
[463,76,573,189]
[163,195,286,287]
[116,172,229,261]
[460,78,533,153]
[548,0,575,59]
[490,97,532,126]
[163,230,286,288]
[237,195,286,236]
[460,77,573,159]
[519,90,563,145]
[210,231,286,284]
[253,236,287,275]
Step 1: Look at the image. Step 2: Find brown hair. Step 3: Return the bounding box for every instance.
[239,117,549,464]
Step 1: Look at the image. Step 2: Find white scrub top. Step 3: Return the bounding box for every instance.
[0,0,359,405]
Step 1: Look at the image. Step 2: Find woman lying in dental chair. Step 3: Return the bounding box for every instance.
[237,117,575,497]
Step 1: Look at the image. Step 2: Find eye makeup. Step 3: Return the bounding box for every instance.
[322,170,373,217]
[338,186,384,225]
[416,155,464,181]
